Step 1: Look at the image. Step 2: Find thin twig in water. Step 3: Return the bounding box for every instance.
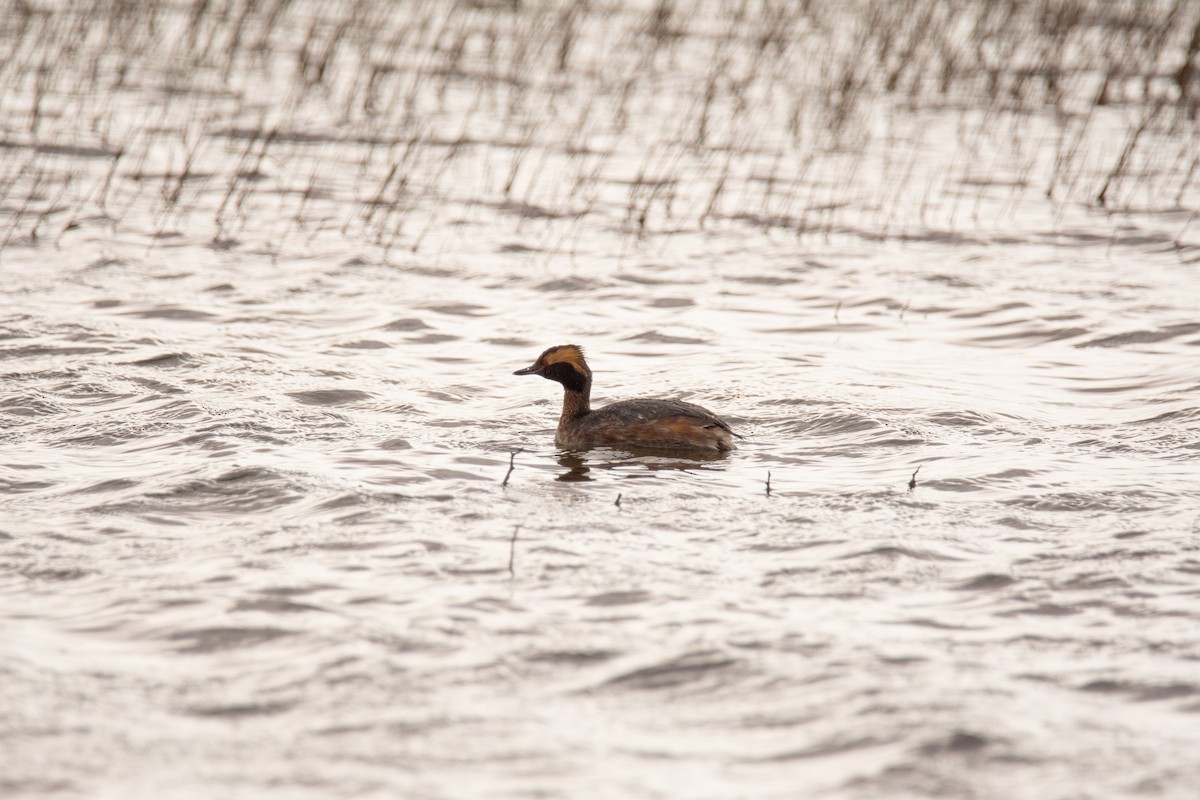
[766,471,772,496]
[1097,103,1161,208]
[508,525,521,577]
[908,465,922,491]
[834,301,842,323]
[501,449,523,487]
[614,493,622,507]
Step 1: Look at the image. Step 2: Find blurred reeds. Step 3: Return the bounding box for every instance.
[0,0,1197,258]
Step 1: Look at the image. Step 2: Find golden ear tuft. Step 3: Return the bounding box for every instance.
[540,344,587,370]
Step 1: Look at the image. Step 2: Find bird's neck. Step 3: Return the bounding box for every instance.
[560,379,591,422]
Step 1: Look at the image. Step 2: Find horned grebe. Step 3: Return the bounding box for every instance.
[513,345,735,452]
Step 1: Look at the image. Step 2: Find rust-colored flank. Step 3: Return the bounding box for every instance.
[513,344,736,452]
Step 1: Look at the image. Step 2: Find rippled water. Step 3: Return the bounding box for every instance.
[3,1,1200,798]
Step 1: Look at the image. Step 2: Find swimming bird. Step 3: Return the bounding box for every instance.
[513,344,735,452]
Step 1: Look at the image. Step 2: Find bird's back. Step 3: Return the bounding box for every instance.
[558,397,735,452]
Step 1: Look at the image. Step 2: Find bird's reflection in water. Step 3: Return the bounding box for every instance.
[556,452,592,482]
[555,447,731,482]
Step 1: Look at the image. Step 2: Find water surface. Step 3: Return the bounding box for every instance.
[2,2,1200,798]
